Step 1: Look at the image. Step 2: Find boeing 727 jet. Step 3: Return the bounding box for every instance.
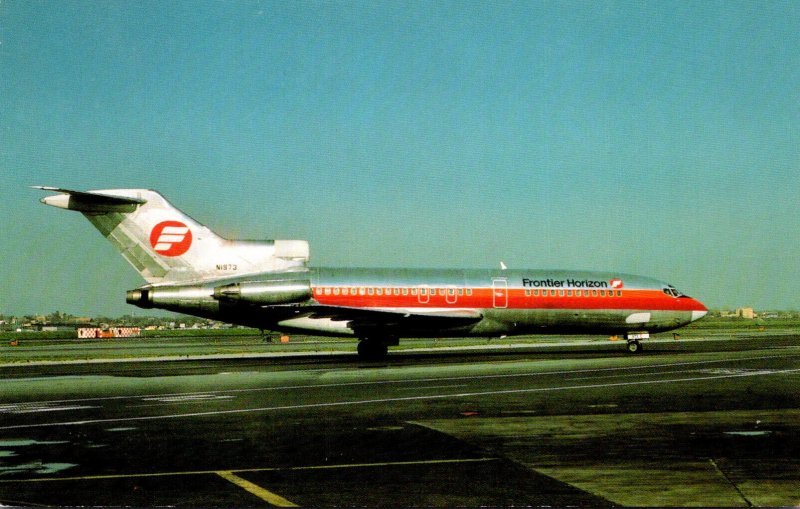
[36,187,707,358]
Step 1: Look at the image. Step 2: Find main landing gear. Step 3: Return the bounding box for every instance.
[356,337,398,360]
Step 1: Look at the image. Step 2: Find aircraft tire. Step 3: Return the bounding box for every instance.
[357,340,389,360]
[626,340,642,354]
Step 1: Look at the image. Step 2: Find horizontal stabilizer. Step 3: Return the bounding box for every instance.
[33,186,146,213]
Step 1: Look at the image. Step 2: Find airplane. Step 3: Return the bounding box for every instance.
[35,186,708,358]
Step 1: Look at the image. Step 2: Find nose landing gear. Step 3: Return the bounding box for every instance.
[626,339,642,354]
[625,331,649,354]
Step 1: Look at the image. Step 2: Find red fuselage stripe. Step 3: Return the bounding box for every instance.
[311,287,703,312]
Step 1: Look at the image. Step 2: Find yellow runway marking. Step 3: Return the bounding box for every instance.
[216,470,298,507]
[0,456,498,484]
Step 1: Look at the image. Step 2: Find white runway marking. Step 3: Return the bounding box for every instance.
[0,403,97,414]
[141,394,236,403]
[3,367,799,430]
[397,384,469,391]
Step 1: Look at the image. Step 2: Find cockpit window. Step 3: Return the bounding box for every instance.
[663,285,686,298]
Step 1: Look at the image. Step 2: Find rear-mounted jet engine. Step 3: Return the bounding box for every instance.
[213,280,312,305]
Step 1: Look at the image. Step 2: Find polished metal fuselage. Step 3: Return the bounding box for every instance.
[136,267,706,338]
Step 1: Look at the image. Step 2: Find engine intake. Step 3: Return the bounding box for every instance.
[213,279,311,305]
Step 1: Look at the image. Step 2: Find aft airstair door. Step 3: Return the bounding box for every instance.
[492,278,508,308]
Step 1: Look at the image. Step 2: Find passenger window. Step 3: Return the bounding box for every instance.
[567,290,573,297]
[550,290,556,296]
[599,290,605,297]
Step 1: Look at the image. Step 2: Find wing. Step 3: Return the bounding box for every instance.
[278,305,483,337]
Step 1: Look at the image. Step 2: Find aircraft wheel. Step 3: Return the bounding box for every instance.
[357,340,389,360]
[626,340,642,354]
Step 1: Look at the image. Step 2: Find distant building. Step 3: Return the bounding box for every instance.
[77,327,141,339]
[719,308,758,319]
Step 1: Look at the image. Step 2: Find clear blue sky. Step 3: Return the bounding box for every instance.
[1,0,798,316]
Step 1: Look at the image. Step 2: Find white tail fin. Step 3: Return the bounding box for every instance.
[35,187,309,284]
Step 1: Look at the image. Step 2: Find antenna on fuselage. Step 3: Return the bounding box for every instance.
[500,261,507,270]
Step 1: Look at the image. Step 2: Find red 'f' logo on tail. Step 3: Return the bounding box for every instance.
[609,278,624,289]
[150,221,192,257]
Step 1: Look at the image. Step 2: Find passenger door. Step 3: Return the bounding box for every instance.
[492,278,508,308]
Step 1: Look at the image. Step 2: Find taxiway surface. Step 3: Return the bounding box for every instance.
[1,336,799,506]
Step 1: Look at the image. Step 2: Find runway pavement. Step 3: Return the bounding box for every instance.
[0,335,799,506]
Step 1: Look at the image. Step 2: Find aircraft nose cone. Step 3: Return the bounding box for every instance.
[691,309,708,322]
